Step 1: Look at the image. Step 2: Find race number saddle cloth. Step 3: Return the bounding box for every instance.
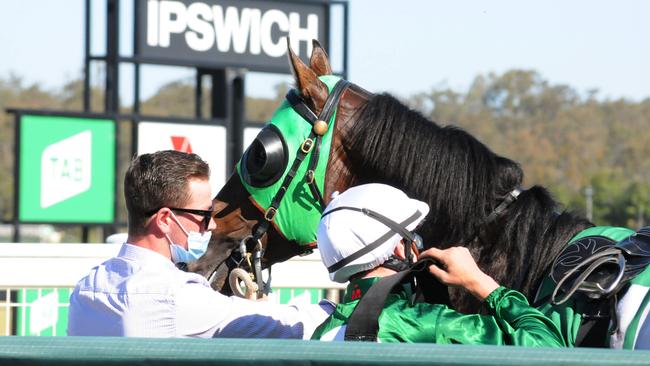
[535,226,650,348]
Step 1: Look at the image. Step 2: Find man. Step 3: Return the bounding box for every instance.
[68,150,332,338]
[311,183,567,346]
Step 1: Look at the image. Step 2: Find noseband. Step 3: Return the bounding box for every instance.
[221,79,351,298]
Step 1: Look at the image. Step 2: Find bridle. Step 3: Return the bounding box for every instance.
[214,79,351,298]
[465,188,522,246]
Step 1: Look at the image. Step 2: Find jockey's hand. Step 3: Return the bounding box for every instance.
[418,246,499,301]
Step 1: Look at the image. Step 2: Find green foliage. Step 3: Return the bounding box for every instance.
[412,70,650,228]
[141,80,196,117]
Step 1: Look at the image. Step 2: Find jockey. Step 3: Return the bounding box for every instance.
[311,183,568,346]
[68,150,333,338]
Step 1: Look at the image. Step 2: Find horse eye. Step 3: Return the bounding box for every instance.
[241,125,288,188]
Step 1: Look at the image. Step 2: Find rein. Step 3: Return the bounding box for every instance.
[224,79,351,298]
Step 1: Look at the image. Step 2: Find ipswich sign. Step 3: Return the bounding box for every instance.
[138,0,328,72]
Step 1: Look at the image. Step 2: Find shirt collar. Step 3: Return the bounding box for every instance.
[119,243,177,269]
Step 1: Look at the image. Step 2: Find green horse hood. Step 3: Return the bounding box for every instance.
[237,75,342,246]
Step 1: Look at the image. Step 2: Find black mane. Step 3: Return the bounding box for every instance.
[344,93,592,312]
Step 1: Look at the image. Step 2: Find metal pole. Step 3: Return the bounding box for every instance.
[83,0,91,112]
[196,71,203,119]
[102,0,120,241]
[133,0,140,115]
[231,72,245,164]
[342,2,349,80]
[12,113,21,243]
[211,70,233,173]
[105,0,120,113]
[82,226,90,243]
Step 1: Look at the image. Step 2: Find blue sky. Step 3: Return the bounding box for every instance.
[1,0,648,101]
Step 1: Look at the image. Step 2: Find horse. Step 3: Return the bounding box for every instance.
[189,40,650,348]
[190,38,584,309]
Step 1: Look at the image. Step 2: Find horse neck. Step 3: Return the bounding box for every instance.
[469,187,593,302]
[443,189,592,313]
[339,92,506,246]
[335,93,594,311]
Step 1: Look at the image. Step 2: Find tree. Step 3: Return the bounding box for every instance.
[411,69,650,226]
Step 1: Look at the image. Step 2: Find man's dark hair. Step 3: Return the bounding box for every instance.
[124,150,210,236]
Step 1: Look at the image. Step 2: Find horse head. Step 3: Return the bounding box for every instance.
[188,40,371,297]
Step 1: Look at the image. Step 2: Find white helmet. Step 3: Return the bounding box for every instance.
[317,183,429,283]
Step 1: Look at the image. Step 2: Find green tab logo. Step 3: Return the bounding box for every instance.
[40,131,92,208]
[19,115,116,224]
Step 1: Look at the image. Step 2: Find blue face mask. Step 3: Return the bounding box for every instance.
[166,212,211,264]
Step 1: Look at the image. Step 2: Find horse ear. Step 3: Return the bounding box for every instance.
[310,39,333,76]
[287,38,329,111]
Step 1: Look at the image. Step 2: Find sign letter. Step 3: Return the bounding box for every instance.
[289,13,318,56]
[260,9,289,58]
[159,0,188,48]
[147,0,159,46]
[186,2,214,51]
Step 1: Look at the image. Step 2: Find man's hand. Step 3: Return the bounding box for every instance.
[419,246,499,301]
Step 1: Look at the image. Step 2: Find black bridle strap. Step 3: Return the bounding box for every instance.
[483,188,522,225]
[262,79,350,222]
[319,80,351,123]
[306,135,325,209]
[286,79,350,125]
[286,90,319,124]
[287,80,350,210]
[465,188,523,245]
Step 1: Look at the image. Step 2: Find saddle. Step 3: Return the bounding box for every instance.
[550,227,650,306]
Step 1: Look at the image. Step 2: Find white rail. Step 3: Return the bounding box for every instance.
[0,243,343,289]
[0,243,344,336]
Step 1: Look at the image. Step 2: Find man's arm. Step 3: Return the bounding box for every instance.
[175,280,334,339]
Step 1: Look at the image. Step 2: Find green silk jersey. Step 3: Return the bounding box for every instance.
[312,277,566,347]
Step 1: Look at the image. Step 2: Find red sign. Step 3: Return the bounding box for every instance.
[170,136,193,153]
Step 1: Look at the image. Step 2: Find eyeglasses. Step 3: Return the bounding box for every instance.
[169,207,215,231]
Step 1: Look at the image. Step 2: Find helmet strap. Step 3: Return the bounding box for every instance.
[381,255,411,272]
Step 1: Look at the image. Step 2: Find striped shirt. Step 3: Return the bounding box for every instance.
[67,243,333,338]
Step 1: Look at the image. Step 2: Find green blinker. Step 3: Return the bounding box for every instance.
[237,75,342,245]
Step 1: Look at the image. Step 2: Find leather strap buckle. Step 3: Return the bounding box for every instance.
[305,170,315,184]
[301,138,314,154]
[264,207,277,221]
